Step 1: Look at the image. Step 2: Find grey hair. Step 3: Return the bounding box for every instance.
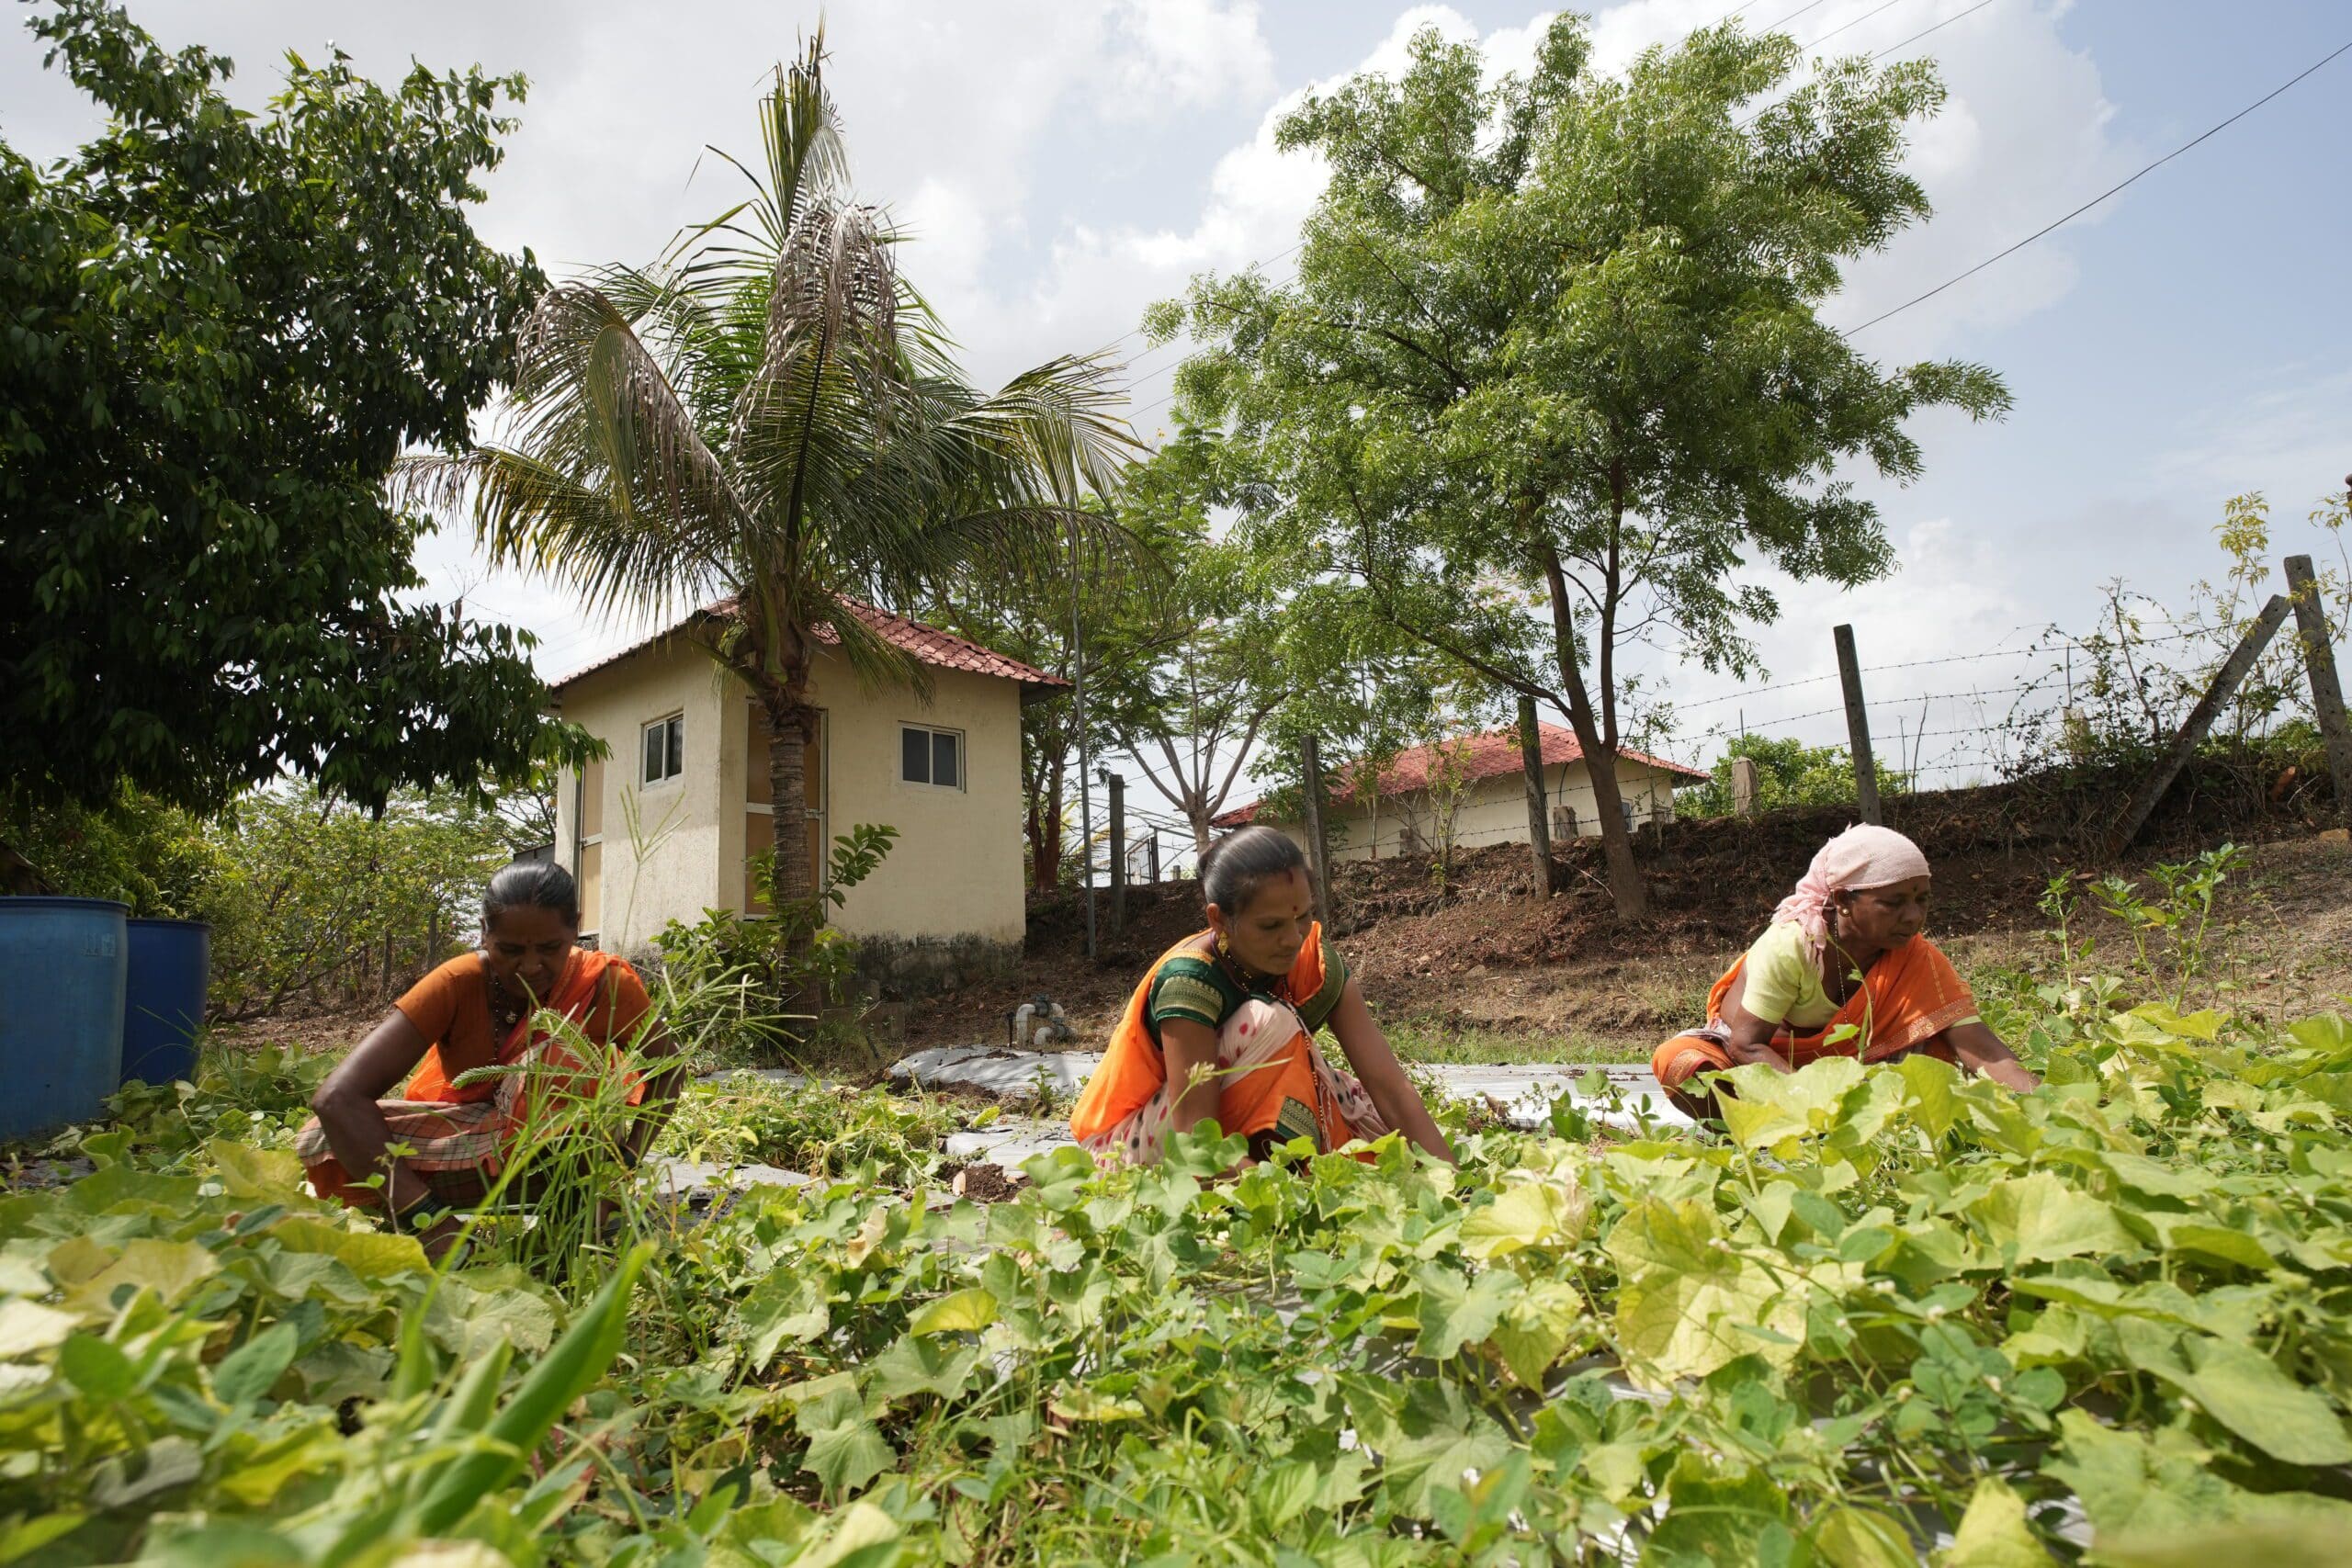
[481,861,581,930]
[1199,825,1309,914]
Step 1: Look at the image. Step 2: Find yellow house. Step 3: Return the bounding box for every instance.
[1213,723,1706,861]
[548,600,1063,954]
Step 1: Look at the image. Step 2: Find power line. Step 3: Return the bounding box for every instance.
[1845,33,2352,336]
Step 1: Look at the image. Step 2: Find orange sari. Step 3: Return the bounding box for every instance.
[1070,925,1385,1163]
[1652,934,1977,1093]
[297,950,646,1207]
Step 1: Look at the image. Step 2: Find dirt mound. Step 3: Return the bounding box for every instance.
[906,757,2341,1050]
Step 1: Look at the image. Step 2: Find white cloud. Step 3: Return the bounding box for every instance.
[1101,0,1277,116]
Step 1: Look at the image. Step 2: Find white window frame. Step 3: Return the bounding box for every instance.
[899,722,966,792]
[641,712,684,788]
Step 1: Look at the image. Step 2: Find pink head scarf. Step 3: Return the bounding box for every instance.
[1772,824,1931,942]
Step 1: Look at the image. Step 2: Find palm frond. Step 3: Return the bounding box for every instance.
[399,448,733,623]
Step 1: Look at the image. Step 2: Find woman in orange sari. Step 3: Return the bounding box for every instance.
[1071,827,1454,1168]
[1653,824,2039,1120]
[298,863,683,1256]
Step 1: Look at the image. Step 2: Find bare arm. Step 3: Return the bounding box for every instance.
[1718,967,1795,1074]
[1946,1020,2041,1092]
[308,1010,442,1219]
[1327,978,1455,1164]
[1158,1015,1227,1139]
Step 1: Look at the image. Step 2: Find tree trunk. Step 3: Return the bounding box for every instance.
[1541,548,1647,918]
[1188,807,1212,856]
[759,680,818,919]
[1031,750,1065,891]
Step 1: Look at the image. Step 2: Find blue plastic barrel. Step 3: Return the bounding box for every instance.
[0,897,129,1141]
[122,918,211,1088]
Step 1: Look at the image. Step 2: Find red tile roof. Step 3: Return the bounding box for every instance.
[548,594,1069,696]
[1212,723,1707,827]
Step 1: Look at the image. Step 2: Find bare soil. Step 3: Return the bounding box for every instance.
[909,760,2352,1054]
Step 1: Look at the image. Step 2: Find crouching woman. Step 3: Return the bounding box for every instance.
[296,863,683,1254]
[1070,826,1453,1168]
[1653,824,2038,1121]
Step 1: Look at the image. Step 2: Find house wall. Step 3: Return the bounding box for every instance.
[553,637,1029,955]
[1273,760,1684,864]
[551,642,731,952]
[799,654,1027,944]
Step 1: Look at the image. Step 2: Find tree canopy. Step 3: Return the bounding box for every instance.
[1158,16,2009,915]
[416,34,1138,920]
[0,1,556,841]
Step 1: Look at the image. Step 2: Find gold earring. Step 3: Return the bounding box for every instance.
[1216,931,1230,958]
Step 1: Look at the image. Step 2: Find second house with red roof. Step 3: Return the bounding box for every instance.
[1212,724,1707,863]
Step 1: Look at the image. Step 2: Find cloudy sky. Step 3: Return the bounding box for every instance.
[7,0,2349,801]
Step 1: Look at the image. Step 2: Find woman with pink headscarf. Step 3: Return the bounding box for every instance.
[1652,825,2038,1119]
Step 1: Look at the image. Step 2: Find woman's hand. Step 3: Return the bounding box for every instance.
[1946,1021,2041,1091]
[1328,979,1454,1165]
[1719,970,1796,1074]
[309,1010,436,1215]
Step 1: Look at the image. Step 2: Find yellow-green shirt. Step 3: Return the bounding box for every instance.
[1738,921,1978,1032]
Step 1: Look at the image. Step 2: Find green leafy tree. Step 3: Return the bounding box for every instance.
[413,36,1136,931]
[0,2,558,886]
[1683,733,1910,818]
[927,496,1184,892]
[1159,17,2008,917]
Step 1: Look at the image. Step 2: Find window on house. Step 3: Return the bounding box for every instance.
[1551,804,1577,840]
[641,713,684,786]
[899,724,963,789]
[1620,797,1636,832]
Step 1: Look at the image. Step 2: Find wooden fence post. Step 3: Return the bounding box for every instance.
[2284,555,2352,827]
[2109,592,2291,855]
[1516,694,1555,897]
[1833,624,1881,824]
[1106,772,1126,934]
[1299,736,1335,934]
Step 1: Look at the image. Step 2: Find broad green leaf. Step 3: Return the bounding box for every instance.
[207,1140,304,1201]
[0,1301,75,1359]
[0,1513,90,1563]
[1461,1179,1587,1258]
[1717,1057,1868,1149]
[740,1269,831,1370]
[1048,1385,1146,1424]
[424,1277,558,1360]
[1969,1172,2132,1264]
[1487,1279,1585,1389]
[2158,1222,2277,1273]
[1413,1265,1517,1362]
[1379,1381,1512,1517]
[1812,1506,1917,1568]
[1610,1198,1804,1384]
[2122,1330,2352,1466]
[2047,1411,2243,1538]
[865,1333,978,1403]
[70,1238,220,1313]
[268,1217,428,1280]
[797,1383,895,1496]
[1941,1476,2053,1567]
[797,1500,905,1568]
[59,1334,135,1399]
[1898,1053,1960,1140]
[1643,1452,1786,1567]
[212,1322,300,1408]
[2094,1518,2350,1568]
[1252,1458,1321,1530]
[907,1287,997,1337]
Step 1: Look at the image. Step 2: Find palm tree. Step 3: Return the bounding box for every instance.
[410,35,1138,924]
